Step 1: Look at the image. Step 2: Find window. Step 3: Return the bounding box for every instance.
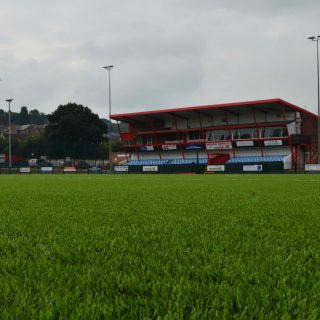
[268,127,282,138]
[146,135,153,144]
[252,128,259,138]
[137,136,143,144]
[213,130,227,140]
[232,128,258,140]
[206,130,214,141]
[260,126,288,138]
[188,131,203,141]
[165,132,178,142]
[260,127,267,138]
[282,127,288,137]
[233,129,240,140]
[239,128,253,139]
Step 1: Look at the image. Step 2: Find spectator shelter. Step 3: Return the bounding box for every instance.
[111,99,318,173]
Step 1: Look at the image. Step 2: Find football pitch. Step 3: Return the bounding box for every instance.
[0,174,320,319]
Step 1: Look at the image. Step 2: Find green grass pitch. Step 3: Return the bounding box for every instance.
[1,174,320,319]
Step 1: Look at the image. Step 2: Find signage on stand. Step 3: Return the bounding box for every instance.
[162,145,177,151]
[264,140,283,146]
[185,144,203,150]
[206,142,232,150]
[140,146,154,151]
[236,141,254,147]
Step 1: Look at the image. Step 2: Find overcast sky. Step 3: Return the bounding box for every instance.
[0,0,319,117]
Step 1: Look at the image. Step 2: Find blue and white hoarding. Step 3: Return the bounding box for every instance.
[185,144,203,150]
[243,164,263,172]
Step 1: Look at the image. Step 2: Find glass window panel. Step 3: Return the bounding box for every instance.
[206,130,214,141]
[282,127,288,137]
[214,130,227,140]
[137,136,143,144]
[252,128,259,138]
[189,131,201,140]
[268,127,282,138]
[239,128,253,139]
[260,127,267,138]
[165,133,178,141]
[146,135,153,144]
[233,129,240,140]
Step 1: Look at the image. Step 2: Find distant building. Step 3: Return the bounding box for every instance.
[2,124,47,138]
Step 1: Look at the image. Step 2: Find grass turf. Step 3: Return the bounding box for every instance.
[0,174,320,319]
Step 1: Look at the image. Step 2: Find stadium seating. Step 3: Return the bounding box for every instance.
[227,155,286,163]
[127,155,287,166]
[127,158,208,165]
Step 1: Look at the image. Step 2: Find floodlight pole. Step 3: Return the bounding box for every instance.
[308,36,320,163]
[103,65,114,171]
[6,99,13,170]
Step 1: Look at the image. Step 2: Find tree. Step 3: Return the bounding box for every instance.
[15,132,47,159]
[0,108,47,126]
[19,106,29,125]
[0,109,5,122]
[9,111,20,124]
[46,103,107,159]
[29,109,48,125]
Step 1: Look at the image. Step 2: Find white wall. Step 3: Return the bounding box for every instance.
[283,154,292,169]
[234,149,263,157]
[234,146,290,157]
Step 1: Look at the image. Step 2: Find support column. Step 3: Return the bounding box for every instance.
[172,115,185,159]
[116,120,128,162]
[149,118,162,160]
[252,107,264,157]
[197,112,209,159]
[282,106,294,169]
[224,110,236,158]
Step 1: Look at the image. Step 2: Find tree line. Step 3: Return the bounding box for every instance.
[0,106,48,125]
[0,103,124,161]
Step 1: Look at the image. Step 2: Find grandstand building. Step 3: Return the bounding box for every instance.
[111,99,318,173]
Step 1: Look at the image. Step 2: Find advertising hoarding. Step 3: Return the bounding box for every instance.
[206,142,232,150]
[207,165,225,172]
[143,166,158,172]
[243,165,263,172]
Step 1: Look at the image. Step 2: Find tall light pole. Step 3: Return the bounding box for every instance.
[6,99,13,170]
[308,35,320,163]
[103,65,114,171]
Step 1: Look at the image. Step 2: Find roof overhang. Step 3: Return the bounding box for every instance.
[111,98,318,123]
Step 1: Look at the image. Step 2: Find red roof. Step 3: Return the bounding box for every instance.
[111,98,318,122]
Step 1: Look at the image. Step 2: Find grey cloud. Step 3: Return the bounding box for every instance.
[0,0,320,116]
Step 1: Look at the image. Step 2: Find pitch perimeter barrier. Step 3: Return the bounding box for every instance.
[225,162,284,173]
[125,164,205,174]
[305,164,320,173]
[117,162,284,174]
[0,162,294,174]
